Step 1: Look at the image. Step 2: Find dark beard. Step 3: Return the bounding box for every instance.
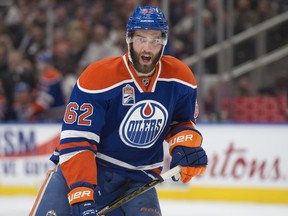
[130,45,162,73]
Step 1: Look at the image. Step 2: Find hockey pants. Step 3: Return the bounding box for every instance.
[30,165,162,215]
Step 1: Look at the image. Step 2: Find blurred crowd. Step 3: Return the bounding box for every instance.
[0,0,287,122]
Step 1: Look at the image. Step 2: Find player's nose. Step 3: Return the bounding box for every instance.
[142,41,153,51]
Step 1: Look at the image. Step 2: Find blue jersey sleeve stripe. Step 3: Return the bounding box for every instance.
[60,137,98,145]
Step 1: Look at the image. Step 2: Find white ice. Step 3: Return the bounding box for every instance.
[1,196,288,216]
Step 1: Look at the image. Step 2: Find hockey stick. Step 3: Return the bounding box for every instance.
[96,165,181,216]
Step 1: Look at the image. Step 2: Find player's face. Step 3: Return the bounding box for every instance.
[130,30,163,74]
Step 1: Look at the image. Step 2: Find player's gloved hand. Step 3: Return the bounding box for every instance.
[166,125,208,183]
[68,182,101,216]
[71,200,96,216]
[170,146,207,183]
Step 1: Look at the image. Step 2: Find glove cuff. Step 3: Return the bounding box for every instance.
[168,129,202,155]
[68,187,94,206]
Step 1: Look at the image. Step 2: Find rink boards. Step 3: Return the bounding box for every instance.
[0,123,287,204]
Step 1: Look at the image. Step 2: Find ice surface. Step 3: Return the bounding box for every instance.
[1,196,287,216]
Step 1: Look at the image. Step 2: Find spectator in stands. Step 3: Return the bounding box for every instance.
[274,74,288,120]
[53,41,74,75]
[73,4,91,32]
[66,29,88,75]
[7,50,36,90]
[202,10,217,48]
[203,86,220,121]
[79,24,122,69]
[0,50,36,121]
[233,0,259,65]
[12,82,34,122]
[236,75,255,96]
[113,29,128,55]
[173,1,195,37]
[0,0,286,122]
[0,42,10,120]
[29,51,66,122]
[0,33,15,52]
[169,0,186,27]
[273,0,288,13]
[33,5,47,28]
[234,0,259,33]
[0,43,9,82]
[53,41,78,103]
[0,79,11,121]
[256,0,277,23]
[18,22,46,63]
[107,12,126,45]
[88,1,107,27]
[0,44,36,121]
[54,5,70,30]
[3,0,23,48]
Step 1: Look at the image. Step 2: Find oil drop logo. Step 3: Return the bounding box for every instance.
[119,100,168,148]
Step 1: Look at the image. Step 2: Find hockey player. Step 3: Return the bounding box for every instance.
[30,5,208,216]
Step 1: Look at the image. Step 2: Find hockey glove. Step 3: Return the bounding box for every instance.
[68,182,101,216]
[71,200,96,216]
[170,146,207,183]
[167,125,207,183]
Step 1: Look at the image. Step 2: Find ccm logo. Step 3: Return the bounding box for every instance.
[68,190,91,203]
[169,134,193,146]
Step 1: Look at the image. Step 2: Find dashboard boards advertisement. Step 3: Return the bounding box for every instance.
[0,123,287,203]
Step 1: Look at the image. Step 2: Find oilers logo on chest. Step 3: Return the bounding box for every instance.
[119,100,168,148]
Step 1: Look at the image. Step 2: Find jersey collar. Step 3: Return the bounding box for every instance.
[122,53,162,93]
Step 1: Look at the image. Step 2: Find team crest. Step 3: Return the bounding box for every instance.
[119,100,168,148]
[122,84,135,106]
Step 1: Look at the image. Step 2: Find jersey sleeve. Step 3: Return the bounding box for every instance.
[58,79,108,188]
[58,56,127,188]
[162,56,200,137]
[166,84,199,140]
[166,56,199,124]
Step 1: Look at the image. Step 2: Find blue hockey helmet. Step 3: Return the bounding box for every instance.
[126,6,169,45]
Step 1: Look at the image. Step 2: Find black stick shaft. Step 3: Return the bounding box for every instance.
[96,165,181,216]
